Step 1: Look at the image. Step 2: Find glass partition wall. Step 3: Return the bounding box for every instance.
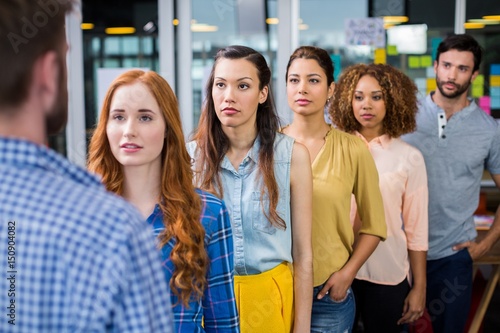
[53,0,500,159]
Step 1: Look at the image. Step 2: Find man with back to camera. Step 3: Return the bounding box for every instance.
[0,1,174,331]
[402,34,500,333]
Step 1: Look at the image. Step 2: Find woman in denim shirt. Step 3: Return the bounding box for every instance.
[187,45,313,333]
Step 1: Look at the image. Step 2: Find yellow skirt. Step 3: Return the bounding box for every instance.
[235,262,294,333]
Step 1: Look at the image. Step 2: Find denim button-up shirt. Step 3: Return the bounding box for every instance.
[187,133,293,275]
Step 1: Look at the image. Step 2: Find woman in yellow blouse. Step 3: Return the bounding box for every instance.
[281,46,387,332]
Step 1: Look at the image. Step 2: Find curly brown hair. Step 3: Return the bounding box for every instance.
[87,70,208,307]
[329,63,418,138]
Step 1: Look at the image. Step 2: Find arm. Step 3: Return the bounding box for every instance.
[118,213,174,332]
[319,141,385,300]
[202,200,240,333]
[398,250,427,324]
[318,234,380,301]
[290,142,313,333]
[455,173,500,259]
[398,145,428,324]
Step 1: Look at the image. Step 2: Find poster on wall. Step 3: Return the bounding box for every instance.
[345,18,385,48]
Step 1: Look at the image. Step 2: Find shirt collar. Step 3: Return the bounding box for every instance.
[426,92,477,119]
[0,136,102,188]
[353,131,392,149]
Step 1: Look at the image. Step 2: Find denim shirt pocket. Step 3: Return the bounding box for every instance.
[252,191,283,235]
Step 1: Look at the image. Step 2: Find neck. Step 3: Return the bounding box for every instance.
[288,110,330,140]
[0,102,48,145]
[122,164,162,219]
[359,128,382,143]
[224,124,258,153]
[432,90,470,119]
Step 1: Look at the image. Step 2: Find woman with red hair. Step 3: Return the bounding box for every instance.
[87,69,239,333]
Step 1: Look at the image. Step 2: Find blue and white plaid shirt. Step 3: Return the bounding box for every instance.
[0,137,173,332]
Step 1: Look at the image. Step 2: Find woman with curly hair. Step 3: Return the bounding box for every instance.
[187,45,313,333]
[330,63,428,333]
[87,69,239,333]
[282,46,386,333]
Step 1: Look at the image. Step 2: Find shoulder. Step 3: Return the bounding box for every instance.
[186,140,198,157]
[329,127,370,153]
[195,188,232,233]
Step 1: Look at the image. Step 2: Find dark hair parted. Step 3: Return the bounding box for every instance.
[87,70,208,307]
[330,63,418,138]
[191,45,285,229]
[286,46,334,86]
[0,0,76,108]
[437,34,483,72]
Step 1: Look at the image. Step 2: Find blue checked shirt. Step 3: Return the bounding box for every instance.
[147,189,239,333]
[0,137,174,332]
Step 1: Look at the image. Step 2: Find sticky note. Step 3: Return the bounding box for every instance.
[426,78,436,94]
[387,45,398,56]
[473,74,484,85]
[471,85,484,98]
[408,56,420,68]
[426,66,435,78]
[420,55,432,67]
[490,64,500,75]
[330,54,342,81]
[431,38,442,61]
[374,48,386,64]
[490,75,500,87]
[490,87,500,97]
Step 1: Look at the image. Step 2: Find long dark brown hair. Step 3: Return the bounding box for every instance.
[87,70,208,306]
[191,45,285,229]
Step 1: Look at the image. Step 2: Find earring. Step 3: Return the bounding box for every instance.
[326,97,331,104]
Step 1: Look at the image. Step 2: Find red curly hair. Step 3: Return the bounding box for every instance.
[87,70,208,306]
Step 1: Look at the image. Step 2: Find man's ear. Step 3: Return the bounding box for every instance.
[32,51,59,114]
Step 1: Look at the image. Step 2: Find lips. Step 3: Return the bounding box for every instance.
[221,107,239,115]
[296,99,311,106]
[120,143,142,149]
[120,143,142,153]
[360,114,375,120]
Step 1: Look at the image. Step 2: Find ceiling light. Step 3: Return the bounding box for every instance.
[483,15,500,20]
[173,19,179,26]
[191,23,218,32]
[266,18,279,25]
[105,27,136,35]
[81,23,94,30]
[383,16,409,24]
[464,22,485,29]
[299,24,309,30]
[468,19,500,25]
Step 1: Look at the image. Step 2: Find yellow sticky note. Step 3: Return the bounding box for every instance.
[374,48,386,64]
[408,56,420,68]
[472,85,484,98]
[490,75,500,87]
[387,45,398,56]
[420,55,432,67]
[426,78,436,94]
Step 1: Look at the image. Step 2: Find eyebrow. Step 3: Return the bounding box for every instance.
[354,90,383,93]
[214,76,253,81]
[288,73,322,77]
[110,109,155,113]
[441,61,471,69]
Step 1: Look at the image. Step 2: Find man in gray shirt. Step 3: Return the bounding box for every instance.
[403,34,500,333]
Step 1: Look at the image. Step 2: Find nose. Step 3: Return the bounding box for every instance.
[123,119,136,138]
[224,85,236,103]
[298,81,307,94]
